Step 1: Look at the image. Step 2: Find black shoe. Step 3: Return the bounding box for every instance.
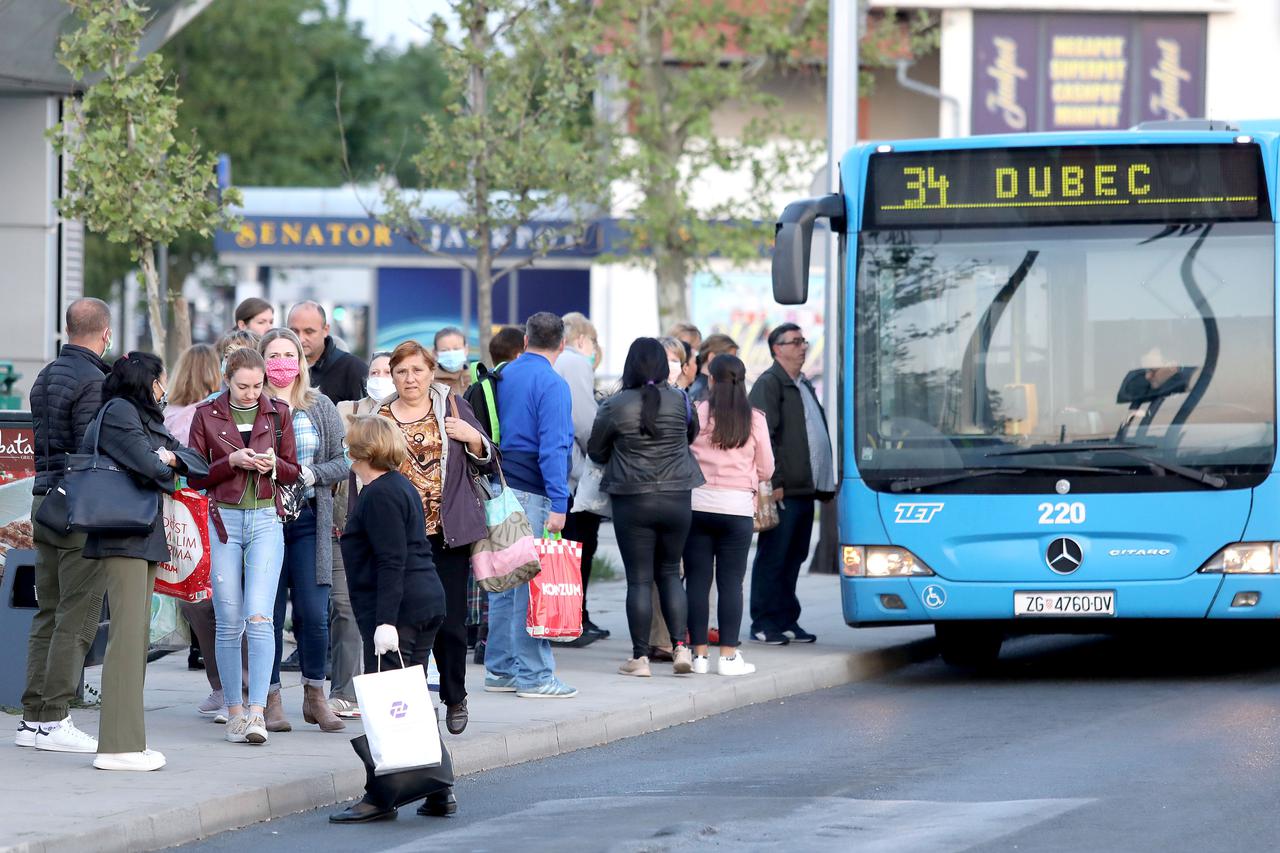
[783,625,817,644]
[187,650,205,671]
[584,620,610,640]
[446,700,468,735]
[750,630,790,646]
[280,649,301,672]
[648,646,674,662]
[472,640,486,666]
[563,631,599,648]
[417,790,457,817]
[330,799,397,824]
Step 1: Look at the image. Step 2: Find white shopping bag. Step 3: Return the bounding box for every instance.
[352,655,442,775]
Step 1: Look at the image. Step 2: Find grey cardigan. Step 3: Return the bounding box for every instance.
[295,393,350,585]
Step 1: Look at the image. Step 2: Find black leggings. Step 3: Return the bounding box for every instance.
[683,511,754,649]
[429,534,469,708]
[611,492,692,659]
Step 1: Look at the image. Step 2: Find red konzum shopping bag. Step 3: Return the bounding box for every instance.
[155,487,212,602]
[526,534,583,642]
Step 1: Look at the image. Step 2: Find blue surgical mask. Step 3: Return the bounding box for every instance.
[343,446,352,466]
[437,349,467,373]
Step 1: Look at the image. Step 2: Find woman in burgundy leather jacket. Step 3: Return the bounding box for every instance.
[187,347,299,746]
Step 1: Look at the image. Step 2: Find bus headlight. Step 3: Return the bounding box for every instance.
[1197,543,1280,574]
[841,545,935,577]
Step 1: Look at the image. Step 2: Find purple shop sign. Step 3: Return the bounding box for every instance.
[1139,17,1205,123]
[1044,15,1132,132]
[972,13,1039,135]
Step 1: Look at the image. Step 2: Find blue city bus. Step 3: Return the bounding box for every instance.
[773,120,1279,666]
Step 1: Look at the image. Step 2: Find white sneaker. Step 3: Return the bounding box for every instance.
[691,655,710,674]
[716,652,756,677]
[93,749,166,772]
[245,714,268,745]
[225,714,250,744]
[35,717,98,753]
[213,708,228,725]
[15,720,43,748]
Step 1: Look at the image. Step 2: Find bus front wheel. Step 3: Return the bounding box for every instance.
[935,624,1003,669]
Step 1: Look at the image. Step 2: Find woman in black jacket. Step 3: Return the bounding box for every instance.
[588,338,705,678]
[331,415,454,824]
[83,352,208,772]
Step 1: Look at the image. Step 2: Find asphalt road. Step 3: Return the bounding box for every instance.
[181,626,1280,852]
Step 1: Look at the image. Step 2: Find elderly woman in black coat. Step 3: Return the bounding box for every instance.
[82,352,207,773]
[330,414,454,824]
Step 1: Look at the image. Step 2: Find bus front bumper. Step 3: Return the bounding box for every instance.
[841,573,1280,626]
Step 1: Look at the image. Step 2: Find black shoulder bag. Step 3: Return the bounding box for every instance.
[270,403,306,523]
[63,399,161,535]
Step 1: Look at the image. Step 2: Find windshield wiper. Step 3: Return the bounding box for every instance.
[985,441,1226,489]
[888,463,1123,493]
[986,441,1154,458]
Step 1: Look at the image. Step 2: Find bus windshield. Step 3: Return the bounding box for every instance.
[854,221,1276,492]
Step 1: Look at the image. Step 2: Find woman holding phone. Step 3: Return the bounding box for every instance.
[188,348,299,744]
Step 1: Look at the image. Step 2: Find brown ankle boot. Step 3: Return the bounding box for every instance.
[302,684,345,732]
[265,687,292,733]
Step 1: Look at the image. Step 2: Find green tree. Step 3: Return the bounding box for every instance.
[51,0,241,357]
[81,0,451,355]
[598,1,938,329]
[376,0,605,358]
[597,0,825,329]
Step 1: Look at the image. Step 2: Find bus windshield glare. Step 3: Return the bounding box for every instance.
[854,216,1276,492]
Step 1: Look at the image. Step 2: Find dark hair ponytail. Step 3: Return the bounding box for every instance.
[707,354,752,450]
[102,351,165,419]
[621,337,669,437]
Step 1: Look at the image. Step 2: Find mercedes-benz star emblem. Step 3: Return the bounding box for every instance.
[1046,537,1084,574]
[1055,479,1071,495]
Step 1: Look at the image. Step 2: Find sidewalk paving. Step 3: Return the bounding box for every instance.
[0,569,933,853]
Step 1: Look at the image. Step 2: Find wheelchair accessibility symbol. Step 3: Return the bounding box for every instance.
[921,585,947,609]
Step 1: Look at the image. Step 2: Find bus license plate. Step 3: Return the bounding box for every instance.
[1014,591,1115,617]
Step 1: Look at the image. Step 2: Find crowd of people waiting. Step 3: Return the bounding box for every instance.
[16,295,834,817]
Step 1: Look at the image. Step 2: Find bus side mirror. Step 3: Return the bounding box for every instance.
[772,193,846,305]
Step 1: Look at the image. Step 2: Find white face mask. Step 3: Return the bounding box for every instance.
[668,360,682,384]
[366,376,395,401]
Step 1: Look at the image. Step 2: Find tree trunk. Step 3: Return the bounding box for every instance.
[476,254,494,365]
[469,3,494,363]
[654,245,690,332]
[138,245,166,357]
[168,252,193,361]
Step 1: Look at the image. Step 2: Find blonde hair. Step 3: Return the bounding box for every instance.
[258,327,319,410]
[169,344,221,407]
[346,414,407,471]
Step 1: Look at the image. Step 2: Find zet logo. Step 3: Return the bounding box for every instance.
[894,502,944,524]
[389,701,409,719]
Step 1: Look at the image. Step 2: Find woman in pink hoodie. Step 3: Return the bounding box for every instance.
[684,355,775,676]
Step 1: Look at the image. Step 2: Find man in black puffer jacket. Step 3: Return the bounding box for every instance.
[18,298,113,754]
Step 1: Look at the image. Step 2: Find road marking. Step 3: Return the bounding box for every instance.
[377,795,1092,852]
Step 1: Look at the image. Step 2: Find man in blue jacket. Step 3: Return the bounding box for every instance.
[485,312,578,699]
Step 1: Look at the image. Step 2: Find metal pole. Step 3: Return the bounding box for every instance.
[825,1,858,447]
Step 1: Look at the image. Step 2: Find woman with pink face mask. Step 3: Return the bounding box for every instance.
[258,328,351,735]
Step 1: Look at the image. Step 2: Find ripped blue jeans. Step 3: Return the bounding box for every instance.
[210,507,284,708]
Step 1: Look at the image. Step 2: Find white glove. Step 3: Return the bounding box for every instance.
[300,466,316,487]
[373,624,399,656]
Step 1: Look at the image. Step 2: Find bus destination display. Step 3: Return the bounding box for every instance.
[864,144,1268,229]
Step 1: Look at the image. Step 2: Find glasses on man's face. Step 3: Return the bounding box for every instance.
[777,338,808,348]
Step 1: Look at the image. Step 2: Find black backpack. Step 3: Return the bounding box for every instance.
[463,362,508,443]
